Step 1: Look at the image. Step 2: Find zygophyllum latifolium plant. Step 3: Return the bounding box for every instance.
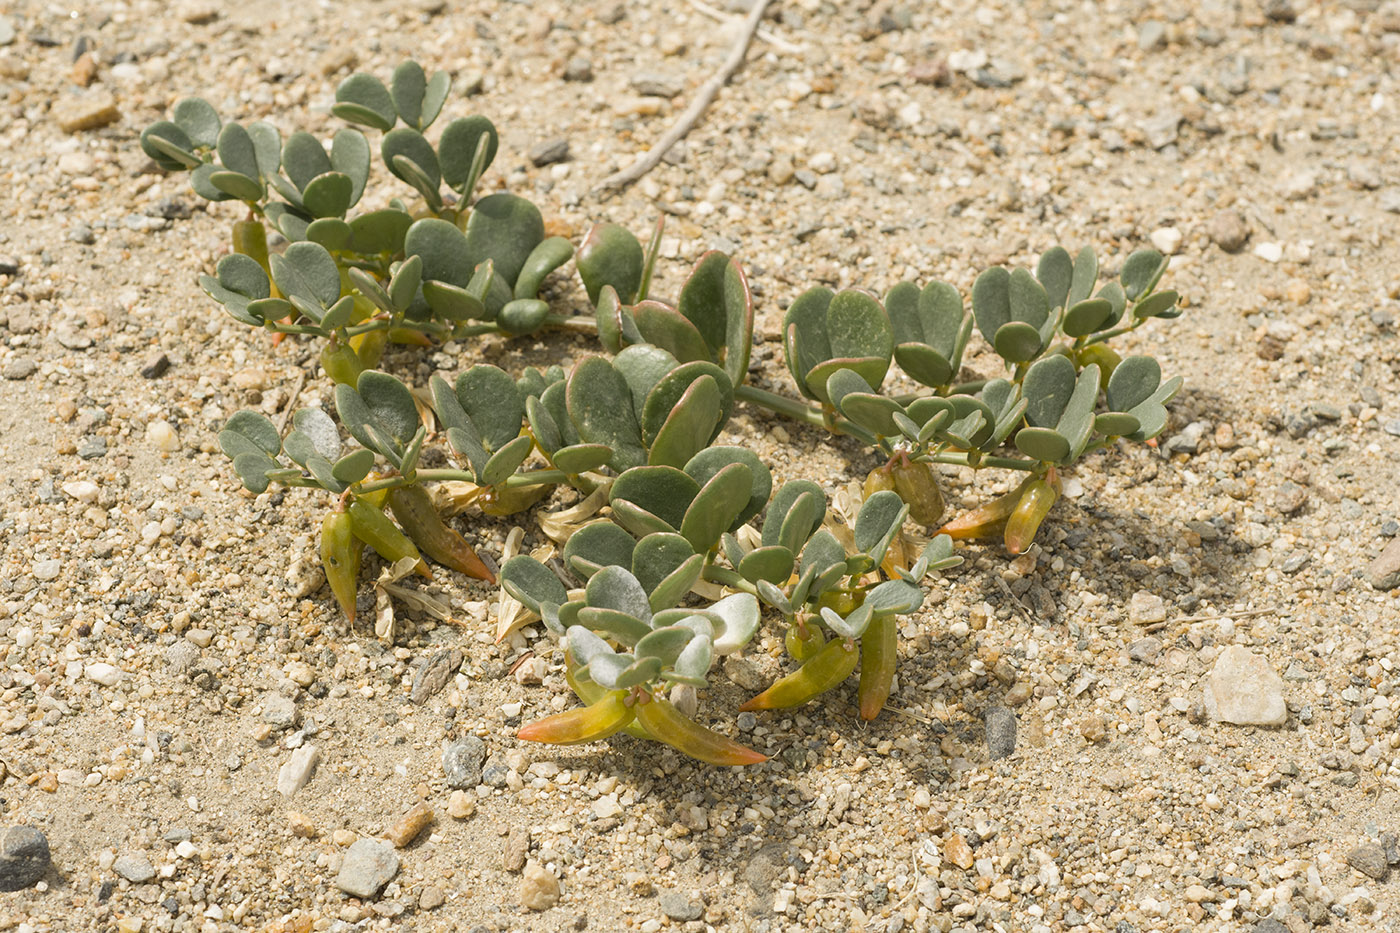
[213,251,749,635]
[582,238,1182,557]
[139,59,579,383]
[499,444,963,762]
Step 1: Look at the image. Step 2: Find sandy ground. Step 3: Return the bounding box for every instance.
[3,0,1400,931]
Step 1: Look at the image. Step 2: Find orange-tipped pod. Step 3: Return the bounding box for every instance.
[518,691,636,746]
[634,696,767,766]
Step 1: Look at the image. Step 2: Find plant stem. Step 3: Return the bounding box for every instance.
[264,322,328,337]
[354,467,569,495]
[544,315,600,336]
[701,565,757,595]
[921,451,1037,472]
[733,385,879,446]
[1083,318,1144,346]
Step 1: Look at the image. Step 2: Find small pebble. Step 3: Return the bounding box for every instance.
[385,802,434,848]
[520,861,561,911]
[336,839,399,899]
[276,745,321,797]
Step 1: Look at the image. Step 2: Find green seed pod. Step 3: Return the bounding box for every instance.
[320,511,362,623]
[891,458,946,526]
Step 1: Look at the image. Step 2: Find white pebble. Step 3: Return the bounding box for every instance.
[62,480,99,503]
[141,521,162,545]
[1149,226,1182,255]
[84,662,120,687]
[146,420,180,452]
[175,840,197,859]
[1252,242,1283,263]
[33,559,62,581]
[277,745,321,797]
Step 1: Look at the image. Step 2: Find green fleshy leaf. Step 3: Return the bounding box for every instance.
[854,490,907,564]
[1068,246,1099,306]
[826,290,893,375]
[567,357,648,471]
[1036,246,1073,312]
[282,131,332,192]
[270,241,341,314]
[679,462,751,554]
[349,208,413,255]
[439,116,499,190]
[649,375,725,469]
[1022,354,1078,428]
[216,122,260,179]
[172,97,220,148]
[564,521,636,578]
[585,566,653,624]
[971,266,1011,342]
[610,465,699,532]
[382,128,441,191]
[301,172,353,218]
[404,218,472,288]
[576,222,643,305]
[306,218,352,251]
[462,193,544,288]
[738,546,795,586]
[355,370,421,448]
[992,321,1044,364]
[390,60,428,129]
[782,286,834,398]
[501,555,568,614]
[633,301,710,364]
[498,298,551,336]
[220,410,282,458]
[1120,249,1167,301]
[762,480,825,549]
[683,446,771,530]
[480,434,533,486]
[330,128,370,205]
[1014,426,1071,462]
[208,171,262,202]
[332,448,375,484]
[513,237,574,300]
[333,73,396,131]
[455,364,524,451]
[1061,298,1113,337]
[1105,355,1161,412]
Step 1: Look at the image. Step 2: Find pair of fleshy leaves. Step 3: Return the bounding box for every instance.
[1011,353,1181,463]
[593,249,755,392]
[528,347,736,475]
[784,287,894,404]
[500,560,760,689]
[401,205,569,329]
[334,61,500,212]
[201,240,356,331]
[885,279,973,390]
[140,99,278,206]
[606,446,772,555]
[824,368,1025,454]
[334,370,426,474]
[217,408,373,494]
[739,489,906,612]
[430,366,533,486]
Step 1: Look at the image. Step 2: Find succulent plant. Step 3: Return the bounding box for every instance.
[140,60,581,381]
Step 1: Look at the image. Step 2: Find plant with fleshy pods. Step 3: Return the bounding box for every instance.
[501,558,766,765]
[140,60,580,384]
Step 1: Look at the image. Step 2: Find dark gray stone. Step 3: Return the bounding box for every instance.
[77,436,107,459]
[0,826,51,891]
[984,706,1017,761]
[442,736,486,788]
[563,56,593,82]
[411,649,463,705]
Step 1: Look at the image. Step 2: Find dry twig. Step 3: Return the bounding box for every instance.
[683,0,803,53]
[593,0,774,195]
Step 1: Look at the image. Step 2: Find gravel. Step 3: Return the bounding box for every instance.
[2,0,1399,929]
